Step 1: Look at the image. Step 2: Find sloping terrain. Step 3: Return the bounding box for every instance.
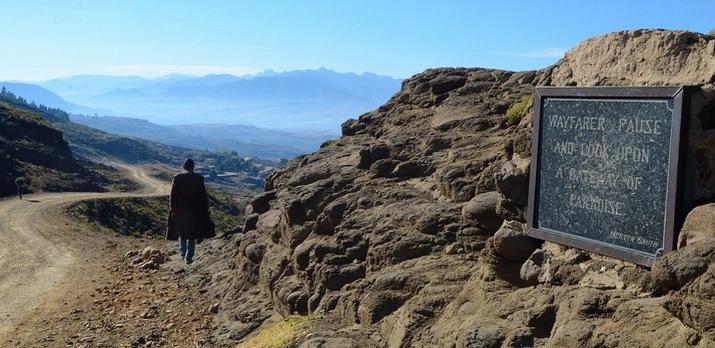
[0,164,225,347]
[0,164,167,338]
[52,118,278,191]
[0,82,100,114]
[0,99,122,196]
[197,30,715,347]
[1,86,278,194]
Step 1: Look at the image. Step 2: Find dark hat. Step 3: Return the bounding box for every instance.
[183,158,195,171]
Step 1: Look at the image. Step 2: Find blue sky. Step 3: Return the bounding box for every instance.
[0,0,712,80]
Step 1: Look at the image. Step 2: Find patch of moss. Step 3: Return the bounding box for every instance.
[319,139,339,149]
[237,316,316,348]
[505,95,533,125]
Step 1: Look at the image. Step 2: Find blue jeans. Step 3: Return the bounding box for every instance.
[179,237,196,264]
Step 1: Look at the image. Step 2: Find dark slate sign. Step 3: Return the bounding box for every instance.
[527,87,687,266]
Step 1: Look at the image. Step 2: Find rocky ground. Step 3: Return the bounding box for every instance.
[190,29,715,347]
[7,244,216,347]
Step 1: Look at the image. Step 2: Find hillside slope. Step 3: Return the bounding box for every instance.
[198,29,715,347]
[0,87,275,197]
[0,82,100,115]
[0,100,122,196]
[53,121,275,190]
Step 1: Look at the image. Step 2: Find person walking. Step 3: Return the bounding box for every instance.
[166,159,214,264]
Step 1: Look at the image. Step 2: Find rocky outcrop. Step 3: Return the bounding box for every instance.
[206,29,715,347]
[551,29,715,86]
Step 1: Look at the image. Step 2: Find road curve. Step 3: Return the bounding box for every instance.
[0,164,169,336]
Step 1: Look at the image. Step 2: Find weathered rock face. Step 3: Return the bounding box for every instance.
[207,29,715,347]
[551,29,715,86]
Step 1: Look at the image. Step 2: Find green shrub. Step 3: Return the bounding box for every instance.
[505,95,533,125]
[14,176,30,187]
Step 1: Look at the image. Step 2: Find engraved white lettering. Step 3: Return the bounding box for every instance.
[569,193,624,216]
[548,115,606,131]
[618,118,662,135]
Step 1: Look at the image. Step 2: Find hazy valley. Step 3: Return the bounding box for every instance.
[1,68,401,160]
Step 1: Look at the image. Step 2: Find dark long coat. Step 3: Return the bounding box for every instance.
[166,171,211,240]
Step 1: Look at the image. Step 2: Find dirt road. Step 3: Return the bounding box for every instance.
[0,164,169,338]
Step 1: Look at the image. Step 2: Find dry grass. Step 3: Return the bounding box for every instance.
[236,316,316,348]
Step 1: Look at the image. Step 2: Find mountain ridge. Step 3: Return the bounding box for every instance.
[37,69,403,130]
[0,93,131,196]
[0,82,102,115]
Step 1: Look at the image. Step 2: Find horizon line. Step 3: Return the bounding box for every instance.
[4,66,405,83]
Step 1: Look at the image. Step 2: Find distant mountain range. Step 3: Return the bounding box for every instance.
[34,68,402,131]
[2,68,401,159]
[0,80,331,159]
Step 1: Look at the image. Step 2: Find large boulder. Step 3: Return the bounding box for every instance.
[462,191,502,233]
[678,203,715,248]
[489,220,540,262]
[494,155,529,206]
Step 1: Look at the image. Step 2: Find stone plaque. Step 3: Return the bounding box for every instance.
[527,87,687,266]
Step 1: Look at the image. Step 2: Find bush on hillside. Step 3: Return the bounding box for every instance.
[505,95,533,125]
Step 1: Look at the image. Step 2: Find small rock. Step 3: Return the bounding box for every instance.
[491,220,540,261]
[358,143,391,169]
[392,160,429,178]
[139,260,159,271]
[520,249,546,284]
[462,191,502,233]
